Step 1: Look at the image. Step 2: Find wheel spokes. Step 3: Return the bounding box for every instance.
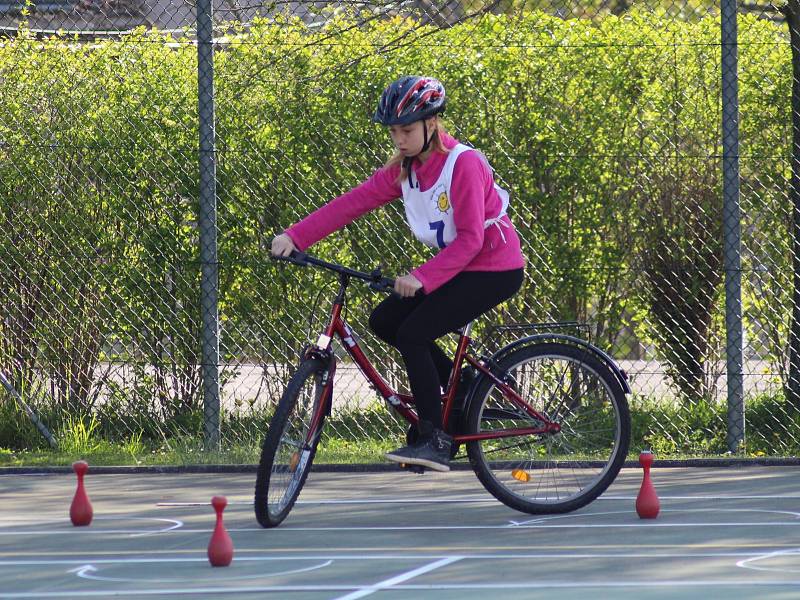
[476,353,621,504]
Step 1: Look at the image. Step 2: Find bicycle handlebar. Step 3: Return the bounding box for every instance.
[271,251,401,295]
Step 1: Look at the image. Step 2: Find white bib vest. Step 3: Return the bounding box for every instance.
[400,144,510,250]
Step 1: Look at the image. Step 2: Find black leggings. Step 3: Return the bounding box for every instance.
[368,268,524,430]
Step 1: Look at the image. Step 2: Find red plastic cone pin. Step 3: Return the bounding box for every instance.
[636,450,660,519]
[207,496,234,567]
[70,460,93,526]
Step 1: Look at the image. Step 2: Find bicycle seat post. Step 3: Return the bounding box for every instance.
[446,321,475,390]
[454,321,475,353]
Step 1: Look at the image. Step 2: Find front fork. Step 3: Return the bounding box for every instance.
[301,345,336,446]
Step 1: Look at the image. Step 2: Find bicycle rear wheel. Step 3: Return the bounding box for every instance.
[254,358,329,527]
[466,342,630,514]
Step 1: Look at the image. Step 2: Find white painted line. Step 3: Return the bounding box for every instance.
[6,506,800,537]
[157,501,254,506]
[0,518,65,524]
[141,507,800,534]
[157,498,493,507]
[331,556,463,600]
[264,523,800,531]
[300,498,490,504]
[155,494,800,508]
[206,516,800,532]
[0,551,787,567]
[0,531,190,536]
[69,559,333,583]
[128,518,183,537]
[509,508,800,527]
[601,495,800,501]
[737,548,800,574]
[0,516,183,537]
[5,579,800,597]
[1,556,337,566]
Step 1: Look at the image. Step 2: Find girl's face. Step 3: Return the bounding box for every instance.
[388,118,435,157]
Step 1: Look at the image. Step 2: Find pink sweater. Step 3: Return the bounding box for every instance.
[285,133,525,293]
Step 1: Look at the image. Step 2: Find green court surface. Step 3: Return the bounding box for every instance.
[2,464,800,599]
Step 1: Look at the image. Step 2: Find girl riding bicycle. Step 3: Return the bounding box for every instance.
[271,75,525,472]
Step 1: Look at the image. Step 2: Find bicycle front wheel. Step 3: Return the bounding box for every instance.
[466,342,630,514]
[254,358,329,527]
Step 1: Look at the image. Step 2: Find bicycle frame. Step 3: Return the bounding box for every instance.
[257,253,630,528]
[303,271,561,447]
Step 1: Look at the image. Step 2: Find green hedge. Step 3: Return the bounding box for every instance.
[0,11,791,423]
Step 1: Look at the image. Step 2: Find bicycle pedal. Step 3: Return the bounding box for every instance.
[399,463,426,475]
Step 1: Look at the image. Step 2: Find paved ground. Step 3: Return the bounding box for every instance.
[3,464,800,598]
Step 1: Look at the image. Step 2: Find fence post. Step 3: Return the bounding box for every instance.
[197,0,221,450]
[721,0,745,452]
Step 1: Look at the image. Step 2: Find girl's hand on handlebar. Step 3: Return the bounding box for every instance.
[395,273,423,298]
[271,233,298,257]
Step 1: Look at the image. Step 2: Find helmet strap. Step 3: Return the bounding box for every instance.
[420,119,431,153]
[403,156,414,187]
[405,119,433,188]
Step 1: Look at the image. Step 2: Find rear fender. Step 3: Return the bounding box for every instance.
[462,334,630,420]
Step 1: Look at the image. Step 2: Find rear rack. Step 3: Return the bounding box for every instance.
[479,321,592,355]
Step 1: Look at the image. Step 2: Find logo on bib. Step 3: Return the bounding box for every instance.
[430,183,450,214]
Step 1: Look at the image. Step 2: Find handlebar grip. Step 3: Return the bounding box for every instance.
[370,280,425,299]
[388,288,425,299]
[270,250,425,298]
[369,277,395,294]
[270,250,308,265]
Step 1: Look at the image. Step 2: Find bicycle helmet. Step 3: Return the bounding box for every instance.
[374,76,447,186]
[372,76,446,126]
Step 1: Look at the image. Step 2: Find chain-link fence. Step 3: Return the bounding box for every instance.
[0,0,796,462]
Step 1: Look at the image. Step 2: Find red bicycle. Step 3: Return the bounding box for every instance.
[255,252,631,527]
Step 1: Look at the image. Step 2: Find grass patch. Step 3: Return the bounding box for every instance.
[629,391,800,457]
[0,437,395,467]
[3,391,800,467]
[315,437,397,464]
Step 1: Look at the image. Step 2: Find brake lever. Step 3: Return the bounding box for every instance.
[369,276,395,294]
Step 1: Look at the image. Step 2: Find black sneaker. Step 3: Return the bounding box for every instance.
[406,423,460,459]
[385,427,452,472]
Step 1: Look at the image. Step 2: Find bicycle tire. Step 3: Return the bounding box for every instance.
[466,342,630,514]
[254,358,329,527]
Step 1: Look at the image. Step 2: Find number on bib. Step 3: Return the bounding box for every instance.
[429,221,447,249]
